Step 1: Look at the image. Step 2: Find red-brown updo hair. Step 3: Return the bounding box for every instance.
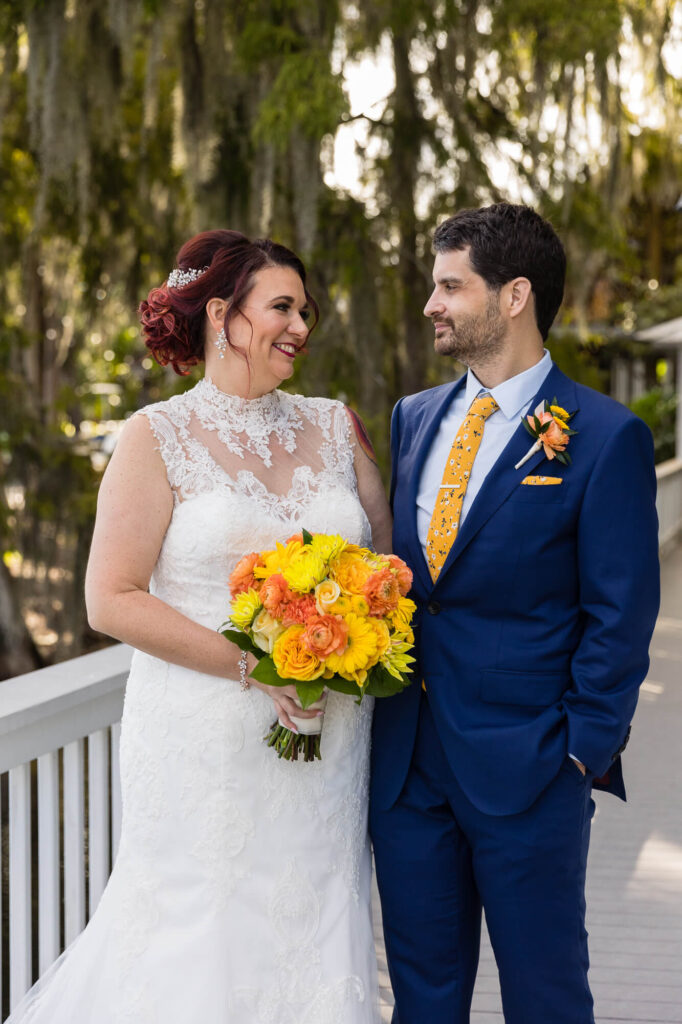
[139,229,319,374]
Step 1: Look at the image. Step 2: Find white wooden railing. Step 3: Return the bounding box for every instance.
[656,458,682,554]
[0,462,680,1020]
[0,645,131,1020]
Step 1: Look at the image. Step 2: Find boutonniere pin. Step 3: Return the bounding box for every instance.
[514,398,578,470]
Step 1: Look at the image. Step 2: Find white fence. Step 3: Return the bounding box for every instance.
[656,458,682,554]
[0,645,131,1019]
[0,462,680,1020]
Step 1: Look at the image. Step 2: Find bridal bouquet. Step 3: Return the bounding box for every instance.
[221,531,416,761]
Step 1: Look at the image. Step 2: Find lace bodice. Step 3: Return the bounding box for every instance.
[138,378,373,628]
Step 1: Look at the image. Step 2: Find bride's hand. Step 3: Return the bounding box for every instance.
[250,680,323,732]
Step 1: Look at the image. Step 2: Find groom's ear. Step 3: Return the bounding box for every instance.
[504,277,533,320]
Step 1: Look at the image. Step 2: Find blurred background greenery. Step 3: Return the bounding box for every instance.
[0,0,680,676]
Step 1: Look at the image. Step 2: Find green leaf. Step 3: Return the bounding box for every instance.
[220,628,263,657]
[295,681,326,708]
[364,663,407,698]
[522,417,537,438]
[302,528,313,545]
[324,675,364,696]
[250,656,289,687]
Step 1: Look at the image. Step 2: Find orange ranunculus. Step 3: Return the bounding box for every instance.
[386,555,413,596]
[302,614,349,659]
[229,552,263,597]
[331,551,373,595]
[273,626,325,681]
[530,410,569,461]
[285,532,304,545]
[260,573,294,618]
[363,568,401,617]
[282,594,318,626]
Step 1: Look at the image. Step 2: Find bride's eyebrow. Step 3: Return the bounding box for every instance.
[270,294,296,303]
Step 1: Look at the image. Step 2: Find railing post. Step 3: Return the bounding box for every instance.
[37,752,60,973]
[9,764,32,1011]
[88,730,110,914]
[63,740,85,945]
[111,721,122,861]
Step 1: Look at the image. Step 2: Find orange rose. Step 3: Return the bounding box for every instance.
[302,614,349,658]
[363,568,401,617]
[386,555,413,596]
[273,626,325,681]
[285,532,304,545]
[260,573,294,618]
[282,594,318,626]
[229,552,263,597]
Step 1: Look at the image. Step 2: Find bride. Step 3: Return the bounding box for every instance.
[8,229,392,1023]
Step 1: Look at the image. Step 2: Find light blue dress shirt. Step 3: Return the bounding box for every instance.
[416,350,553,555]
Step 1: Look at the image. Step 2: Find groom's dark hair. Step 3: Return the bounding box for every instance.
[433,203,566,341]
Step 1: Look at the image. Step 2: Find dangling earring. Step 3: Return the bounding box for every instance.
[215,327,227,359]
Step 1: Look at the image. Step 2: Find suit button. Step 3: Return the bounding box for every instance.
[427,601,441,615]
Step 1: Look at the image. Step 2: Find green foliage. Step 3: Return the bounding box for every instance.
[629,388,678,464]
[253,52,348,147]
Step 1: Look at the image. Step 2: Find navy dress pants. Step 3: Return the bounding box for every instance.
[370,694,596,1024]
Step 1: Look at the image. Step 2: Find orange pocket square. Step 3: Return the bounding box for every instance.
[521,475,563,485]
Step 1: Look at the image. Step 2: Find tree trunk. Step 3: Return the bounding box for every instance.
[0,562,41,681]
[391,30,427,396]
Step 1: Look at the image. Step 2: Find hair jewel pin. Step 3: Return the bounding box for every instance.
[166,266,208,289]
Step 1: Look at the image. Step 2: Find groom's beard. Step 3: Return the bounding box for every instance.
[433,295,507,366]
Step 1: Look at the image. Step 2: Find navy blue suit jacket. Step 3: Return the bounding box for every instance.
[371,365,660,816]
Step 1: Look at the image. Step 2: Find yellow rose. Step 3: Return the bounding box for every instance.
[272,626,325,681]
[315,579,341,614]
[251,609,286,654]
[369,618,391,659]
[330,551,373,595]
[231,589,262,630]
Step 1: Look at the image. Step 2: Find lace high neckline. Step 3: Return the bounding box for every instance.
[197,376,283,415]
[186,377,302,467]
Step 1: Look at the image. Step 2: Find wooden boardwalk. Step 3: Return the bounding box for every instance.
[375,543,682,1023]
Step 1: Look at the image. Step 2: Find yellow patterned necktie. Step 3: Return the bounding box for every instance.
[426,393,499,582]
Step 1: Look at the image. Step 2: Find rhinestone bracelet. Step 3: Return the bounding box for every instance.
[239,650,250,692]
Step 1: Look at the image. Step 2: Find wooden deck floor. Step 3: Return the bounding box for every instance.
[375,543,682,1023]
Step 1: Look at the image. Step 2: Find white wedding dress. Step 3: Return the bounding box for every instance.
[8,379,380,1024]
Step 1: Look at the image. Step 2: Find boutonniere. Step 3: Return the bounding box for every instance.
[514,398,578,470]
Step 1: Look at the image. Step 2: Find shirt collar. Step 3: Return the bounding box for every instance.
[464,349,553,421]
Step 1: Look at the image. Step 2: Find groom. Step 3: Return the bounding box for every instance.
[370,203,660,1023]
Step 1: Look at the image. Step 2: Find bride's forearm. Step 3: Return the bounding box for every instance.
[87,588,249,680]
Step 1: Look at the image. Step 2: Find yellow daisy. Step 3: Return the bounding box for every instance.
[325,613,381,684]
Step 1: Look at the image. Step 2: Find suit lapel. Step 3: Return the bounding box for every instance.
[434,365,578,584]
[399,376,466,594]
